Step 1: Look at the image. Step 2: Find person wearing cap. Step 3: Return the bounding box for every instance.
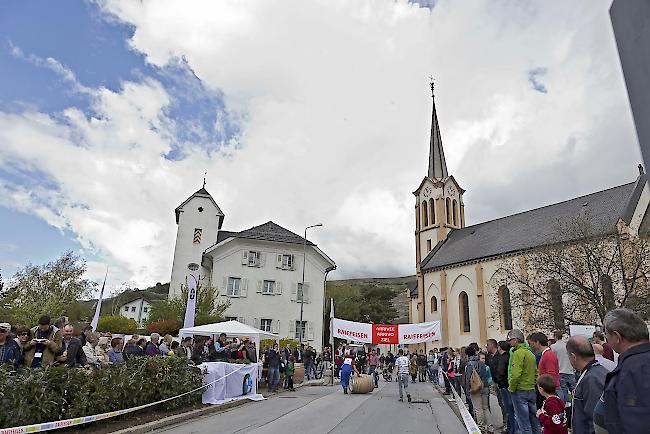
[23,315,62,368]
[0,322,22,369]
[507,328,541,434]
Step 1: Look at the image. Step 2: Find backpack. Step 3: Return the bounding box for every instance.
[468,362,484,393]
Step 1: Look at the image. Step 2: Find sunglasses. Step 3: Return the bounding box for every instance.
[18,332,29,336]
[0,329,9,334]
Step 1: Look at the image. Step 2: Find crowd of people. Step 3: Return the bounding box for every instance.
[427,307,649,434]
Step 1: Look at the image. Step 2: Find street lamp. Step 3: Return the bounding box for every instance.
[299,223,322,344]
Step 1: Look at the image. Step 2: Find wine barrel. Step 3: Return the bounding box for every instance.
[349,374,374,394]
[294,363,305,384]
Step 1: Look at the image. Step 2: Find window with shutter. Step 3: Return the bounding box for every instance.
[295,320,307,340]
[274,281,283,295]
[272,319,280,334]
[281,254,293,270]
[262,280,275,294]
[259,318,272,332]
[248,251,259,267]
[227,277,241,296]
[193,228,202,244]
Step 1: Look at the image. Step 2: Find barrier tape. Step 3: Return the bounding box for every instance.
[439,369,481,434]
[0,364,248,434]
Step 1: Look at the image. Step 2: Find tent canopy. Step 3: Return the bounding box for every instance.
[179,320,278,340]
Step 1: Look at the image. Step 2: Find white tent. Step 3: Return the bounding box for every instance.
[179,320,279,358]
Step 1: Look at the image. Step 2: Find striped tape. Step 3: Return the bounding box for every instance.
[439,369,481,434]
[0,364,247,434]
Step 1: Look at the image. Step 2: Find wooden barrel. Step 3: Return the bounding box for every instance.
[294,363,305,384]
[349,374,374,394]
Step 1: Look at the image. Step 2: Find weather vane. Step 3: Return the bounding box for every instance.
[429,75,435,97]
[202,171,207,188]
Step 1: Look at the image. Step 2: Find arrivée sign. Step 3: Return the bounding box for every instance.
[332,318,441,344]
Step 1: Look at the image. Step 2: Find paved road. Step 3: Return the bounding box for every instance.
[159,380,467,434]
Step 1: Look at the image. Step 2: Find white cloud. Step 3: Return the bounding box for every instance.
[0,0,642,286]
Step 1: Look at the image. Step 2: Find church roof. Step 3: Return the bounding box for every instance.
[421,178,643,271]
[428,91,448,180]
[216,221,315,246]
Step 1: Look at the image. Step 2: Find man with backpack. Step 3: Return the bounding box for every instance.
[462,346,494,434]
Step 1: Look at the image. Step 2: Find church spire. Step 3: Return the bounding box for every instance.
[428,78,448,180]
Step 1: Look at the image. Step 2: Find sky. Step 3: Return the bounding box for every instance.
[0,0,642,296]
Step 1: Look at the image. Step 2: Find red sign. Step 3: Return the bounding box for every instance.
[372,324,398,344]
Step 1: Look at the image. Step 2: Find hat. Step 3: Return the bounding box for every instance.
[0,322,11,332]
[507,329,525,342]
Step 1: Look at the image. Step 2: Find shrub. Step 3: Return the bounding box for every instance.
[0,357,203,429]
[146,319,182,336]
[260,338,299,350]
[96,315,138,334]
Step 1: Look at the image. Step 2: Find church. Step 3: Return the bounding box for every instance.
[169,186,336,348]
[409,84,650,349]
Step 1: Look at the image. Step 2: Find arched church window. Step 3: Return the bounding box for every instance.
[499,285,513,330]
[421,201,428,228]
[431,296,438,313]
[446,198,452,224]
[459,291,470,333]
[429,198,435,225]
[452,200,458,226]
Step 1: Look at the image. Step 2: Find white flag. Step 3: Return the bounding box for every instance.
[183,274,198,329]
[90,267,108,332]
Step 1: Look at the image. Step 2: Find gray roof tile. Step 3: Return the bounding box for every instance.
[218,221,315,246]
[422,180,640,271]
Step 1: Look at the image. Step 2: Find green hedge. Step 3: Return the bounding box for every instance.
[0,356,203,429]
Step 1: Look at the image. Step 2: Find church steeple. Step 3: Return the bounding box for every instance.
[428,79,448,180]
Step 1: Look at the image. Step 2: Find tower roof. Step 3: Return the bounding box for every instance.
[175,187,224,227]
[428,85,448,180]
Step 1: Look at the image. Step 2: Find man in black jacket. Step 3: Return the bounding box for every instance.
[496,340,515,434]
[485,339,506,429]
[598,308,650,434]
[56,324,88,368]
[567,336,607,434]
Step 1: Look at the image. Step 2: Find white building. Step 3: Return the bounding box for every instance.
[169,187,336,349]
[119,296,153,328]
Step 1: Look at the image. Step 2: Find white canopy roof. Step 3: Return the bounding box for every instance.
[179,320,278,340]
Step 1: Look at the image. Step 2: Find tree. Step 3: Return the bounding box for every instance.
[0,251,97,326]
[490,213,650,331]
[323,282,400,343]
[96,315,138,334]
[146,282,229,326]
[146,320,182,336]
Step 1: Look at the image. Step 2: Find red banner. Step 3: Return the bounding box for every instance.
[372,324,399,344]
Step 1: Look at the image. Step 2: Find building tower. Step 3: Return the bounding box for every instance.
[412,81,466,322]
[169,184,224,298]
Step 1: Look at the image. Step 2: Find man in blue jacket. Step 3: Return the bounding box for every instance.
[599,308,650,433]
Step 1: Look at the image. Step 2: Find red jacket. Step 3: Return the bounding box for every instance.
[538,395,568,434]
[538,348,560,388]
